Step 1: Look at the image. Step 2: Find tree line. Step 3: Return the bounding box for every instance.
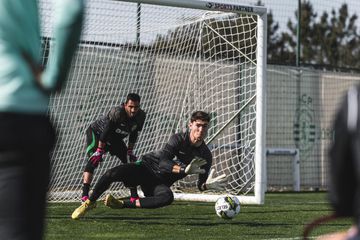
[267,0,360,69]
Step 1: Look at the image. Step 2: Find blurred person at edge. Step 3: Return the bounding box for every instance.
[0,1,84,239]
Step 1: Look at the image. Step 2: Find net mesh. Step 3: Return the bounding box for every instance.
[40,0,261,202]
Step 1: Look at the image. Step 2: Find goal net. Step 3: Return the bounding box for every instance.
[41,0,267,204]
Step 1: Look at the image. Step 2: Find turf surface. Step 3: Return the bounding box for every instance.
[45,192,352,240]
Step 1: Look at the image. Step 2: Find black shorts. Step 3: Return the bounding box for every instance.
[107,163,163,194]
[85,127,127,163]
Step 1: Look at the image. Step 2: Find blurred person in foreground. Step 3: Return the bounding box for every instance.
[72,111,228,219]
[304,85,360,240]
[0,0,84,239]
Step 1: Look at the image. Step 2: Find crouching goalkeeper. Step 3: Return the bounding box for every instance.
[72,111,227,219]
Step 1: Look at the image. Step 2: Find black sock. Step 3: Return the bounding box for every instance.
[123,199,136,208]
[82,183,90,197]
[130,187,138,198]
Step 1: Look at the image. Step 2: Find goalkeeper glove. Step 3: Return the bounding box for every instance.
[89,147,105,167]
[127,148,138,162]
[205,169,227,191]
[185,157,207,175]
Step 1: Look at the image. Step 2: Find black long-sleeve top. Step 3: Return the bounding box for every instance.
[90,104,146,147]
[141,131,212,190]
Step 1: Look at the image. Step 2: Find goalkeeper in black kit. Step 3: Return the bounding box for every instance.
[81,93,146,203]
[72,111,227,219]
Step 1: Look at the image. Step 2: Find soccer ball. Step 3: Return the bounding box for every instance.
[215,195,240,219]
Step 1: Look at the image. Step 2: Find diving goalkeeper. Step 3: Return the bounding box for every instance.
[72,111,227,219]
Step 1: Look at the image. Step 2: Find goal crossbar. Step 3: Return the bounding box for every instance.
[113,0,267,16]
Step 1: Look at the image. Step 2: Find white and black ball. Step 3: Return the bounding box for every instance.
[215,195,241,219]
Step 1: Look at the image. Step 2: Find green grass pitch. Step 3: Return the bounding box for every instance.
[45,192,351,240]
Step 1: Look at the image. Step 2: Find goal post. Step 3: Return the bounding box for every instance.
[43,0,267,204]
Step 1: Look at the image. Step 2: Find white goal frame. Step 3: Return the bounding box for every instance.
[45,0,267,204]
[112,0,267,204]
